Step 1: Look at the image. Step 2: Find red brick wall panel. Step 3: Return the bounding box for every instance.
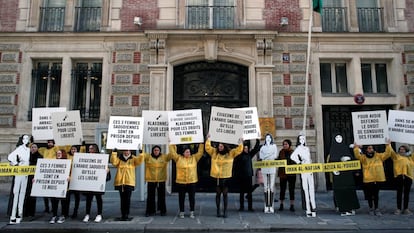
[264,0,301,31]
[0,0,18,32]
[120,0,159,31]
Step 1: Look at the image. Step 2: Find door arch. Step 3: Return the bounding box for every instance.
[173,61,249,192]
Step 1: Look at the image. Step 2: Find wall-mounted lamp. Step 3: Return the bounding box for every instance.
[280,17,288,26]
[133,16,142,26]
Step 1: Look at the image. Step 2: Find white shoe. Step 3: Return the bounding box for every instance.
[94,215,102,223]
[179,212,184,218]
[16,216,22,224]
[189,211,195,219]
[49,216,57,224]
[82,214,90,222]
[269,207,274,213]
[9,217,16,225]
[57,216,65,223]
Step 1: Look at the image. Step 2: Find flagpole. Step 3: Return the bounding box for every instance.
[302,0,314,135]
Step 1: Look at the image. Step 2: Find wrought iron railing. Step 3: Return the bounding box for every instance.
[322,7,348,32]
[357,7,384,32]
[75,7,102,32]
[186,6,235,29]
[39,7,65,32]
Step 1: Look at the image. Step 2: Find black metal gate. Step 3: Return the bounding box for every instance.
[173,61,249,192]
[322,105,394,190]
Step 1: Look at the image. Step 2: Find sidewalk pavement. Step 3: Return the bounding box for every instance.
[0,183,413,233]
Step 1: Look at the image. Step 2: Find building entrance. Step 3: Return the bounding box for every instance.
[173,61,249,192]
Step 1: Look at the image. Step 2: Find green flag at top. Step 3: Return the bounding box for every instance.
[313,0,323,13]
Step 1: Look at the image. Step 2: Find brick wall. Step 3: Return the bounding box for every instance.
[406,0,414,32]
[120,0,159,31]
[263,0,301,31]
[0,0,18,32]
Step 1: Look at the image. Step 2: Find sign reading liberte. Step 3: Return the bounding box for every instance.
[388,110,414,144]
[106,116,144,150]
[209,106,245,145]
[352,110,388,145]
[142,110,169,145]
[32,107,66,141]
[51,110,83,146]
[31,159,71,198]
[69,153,109,192]
[168,109,204,145]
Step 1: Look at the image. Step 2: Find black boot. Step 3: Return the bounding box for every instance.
[279,203,284,211]
[239,193,244,211]
[247,192,254,211]
[223,196,228,218]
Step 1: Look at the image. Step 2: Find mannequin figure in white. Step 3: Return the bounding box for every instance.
[290,134,316,217]
[8,134,31,224]
[259,133,278,213]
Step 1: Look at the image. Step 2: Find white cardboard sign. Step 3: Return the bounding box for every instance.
[32,107,66,141]
[106,116,144,150]
[142,110,169,145]
[51,110,83,146]
[388,110,414,144]
[209,106,245,145]
[168,109,204,144]
[235,107,261,140]
[68,153,109,192]
[352,110,388,145]
[31,158,71,198]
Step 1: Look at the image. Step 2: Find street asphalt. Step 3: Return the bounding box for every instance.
[0,182,413,233]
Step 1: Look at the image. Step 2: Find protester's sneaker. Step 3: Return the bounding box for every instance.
[189,211,195,219]
[374,209,382,216]
[82,214,90,222]
[16,216,22,224]
[394,209,401,215]
[94,215,102,223]
[57,216,65,223]
[49,216,57,224]
[403,209,413,215]
[179,212,184,219]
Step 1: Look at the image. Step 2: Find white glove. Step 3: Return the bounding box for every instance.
[333,171,340,175]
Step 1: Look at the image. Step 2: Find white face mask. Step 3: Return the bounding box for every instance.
[335,135,343,143]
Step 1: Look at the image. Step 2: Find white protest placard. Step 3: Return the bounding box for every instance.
[209,106,245,145]
[352,110,388,145]
[235,107,261,140]
[388,110,414,144]
[31,159,71,198]
[32,107,66,140]
[69,153,109,192]
[142,110,169,145]
[106,116,144,150]
[51,110,83,146]
[168,109,204,144]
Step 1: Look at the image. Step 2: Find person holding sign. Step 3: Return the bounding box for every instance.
[111,148,144,221]
[353,141,391,216]
[7,134,31,224]
[233,139,260,212]
[390,144,414,215]
[290,134,316,217]
[205,134,243,218]
[169,143,204,219]
[141,145,170,217]
[38,139,59,213]
[277,139,297,212]
[82,144,109,223]
[327,134,360,216]
[259,134,278,214]
[49,149,70,224]
[66,144,86,219]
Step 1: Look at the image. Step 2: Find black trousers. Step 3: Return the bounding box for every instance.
[395,175,412,210]
[177,183,196,212]
[146,182,166,215]
[119,189,133,217]
[279,175,296,201]
[364,182,380,209]
[85,193,103,215]
[51,197,68,217]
